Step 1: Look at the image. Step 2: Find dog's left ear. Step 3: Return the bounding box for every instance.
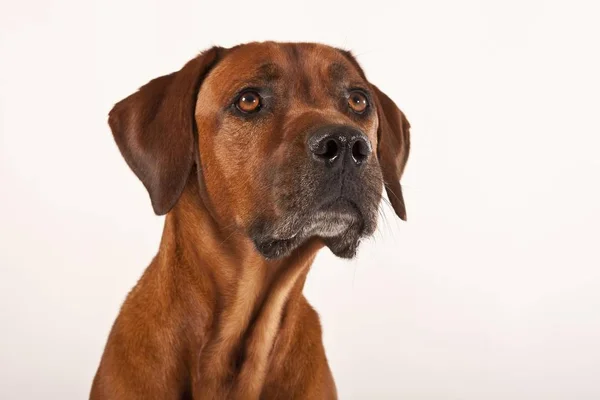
[371,85,411,221]
[108,47,222,215]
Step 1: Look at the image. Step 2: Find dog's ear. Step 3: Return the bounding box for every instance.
[108,47,222,215]
[371,84,411,221]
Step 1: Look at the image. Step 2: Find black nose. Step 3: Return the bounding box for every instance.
[308,125,371,167]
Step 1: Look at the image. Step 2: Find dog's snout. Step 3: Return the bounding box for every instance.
[308,126,371,167]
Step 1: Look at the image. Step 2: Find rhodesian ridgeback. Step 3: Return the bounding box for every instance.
[91,41,410,399]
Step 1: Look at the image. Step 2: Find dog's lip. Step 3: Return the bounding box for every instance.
[326,197,360,211]
[252,198,371,259]
[255,229,299,247]
[270,232,298,241]
[253,234,301,260]
[316,196,363,219]
[256,196,365,239]
[295,199,363,236]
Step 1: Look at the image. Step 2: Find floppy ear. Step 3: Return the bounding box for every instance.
[371,85,411,221]
[108,47,222,215]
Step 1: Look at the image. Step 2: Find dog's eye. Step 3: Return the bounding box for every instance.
[348,91,368,114]
[236,91,262,113]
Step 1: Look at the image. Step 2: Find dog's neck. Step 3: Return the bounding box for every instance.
[159,176,322,295]
[155,177,322,395]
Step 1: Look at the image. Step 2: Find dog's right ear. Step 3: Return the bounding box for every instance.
[371,84,411,221]
[108,47,222,215]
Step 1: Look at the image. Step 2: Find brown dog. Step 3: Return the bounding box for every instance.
[90,42,410,399]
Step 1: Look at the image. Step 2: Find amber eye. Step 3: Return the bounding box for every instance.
[236,91,262,113]
[348,91,368,113]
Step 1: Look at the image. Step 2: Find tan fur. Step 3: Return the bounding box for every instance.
[91,42,410,399]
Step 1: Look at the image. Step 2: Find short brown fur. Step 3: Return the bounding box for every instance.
[91,42,410,399]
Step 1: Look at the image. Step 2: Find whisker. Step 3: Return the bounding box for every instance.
[383,182,405,206]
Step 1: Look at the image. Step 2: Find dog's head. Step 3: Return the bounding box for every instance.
[109,42,410,259]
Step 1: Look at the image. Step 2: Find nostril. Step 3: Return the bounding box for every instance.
[351,139,370,164]
[312,138,339,161]
[322,139,339,160]
[308,127,369,166]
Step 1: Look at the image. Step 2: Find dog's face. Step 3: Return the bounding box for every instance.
[196,43,383,258]
[109,42,410,259]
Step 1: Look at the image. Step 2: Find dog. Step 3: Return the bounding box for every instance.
[90,41,410,399]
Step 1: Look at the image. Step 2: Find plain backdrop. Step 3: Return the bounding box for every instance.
[1,0,600,399]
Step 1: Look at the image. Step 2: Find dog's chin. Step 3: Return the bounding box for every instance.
[253,200,375,260]
[253,236,301,260]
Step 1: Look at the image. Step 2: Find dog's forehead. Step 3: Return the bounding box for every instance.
[205,42,365,95]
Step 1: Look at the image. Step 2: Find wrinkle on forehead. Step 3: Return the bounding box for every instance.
[283,44,317,105]
[203,62,284,100]
[202,42,368,105]
[257,63,282,81]
[278,44,365,107]
[328,62,349,82]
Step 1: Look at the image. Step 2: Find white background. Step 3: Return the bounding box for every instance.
[1,0,600,399]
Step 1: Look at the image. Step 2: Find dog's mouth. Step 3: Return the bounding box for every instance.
[252,198,368,260]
